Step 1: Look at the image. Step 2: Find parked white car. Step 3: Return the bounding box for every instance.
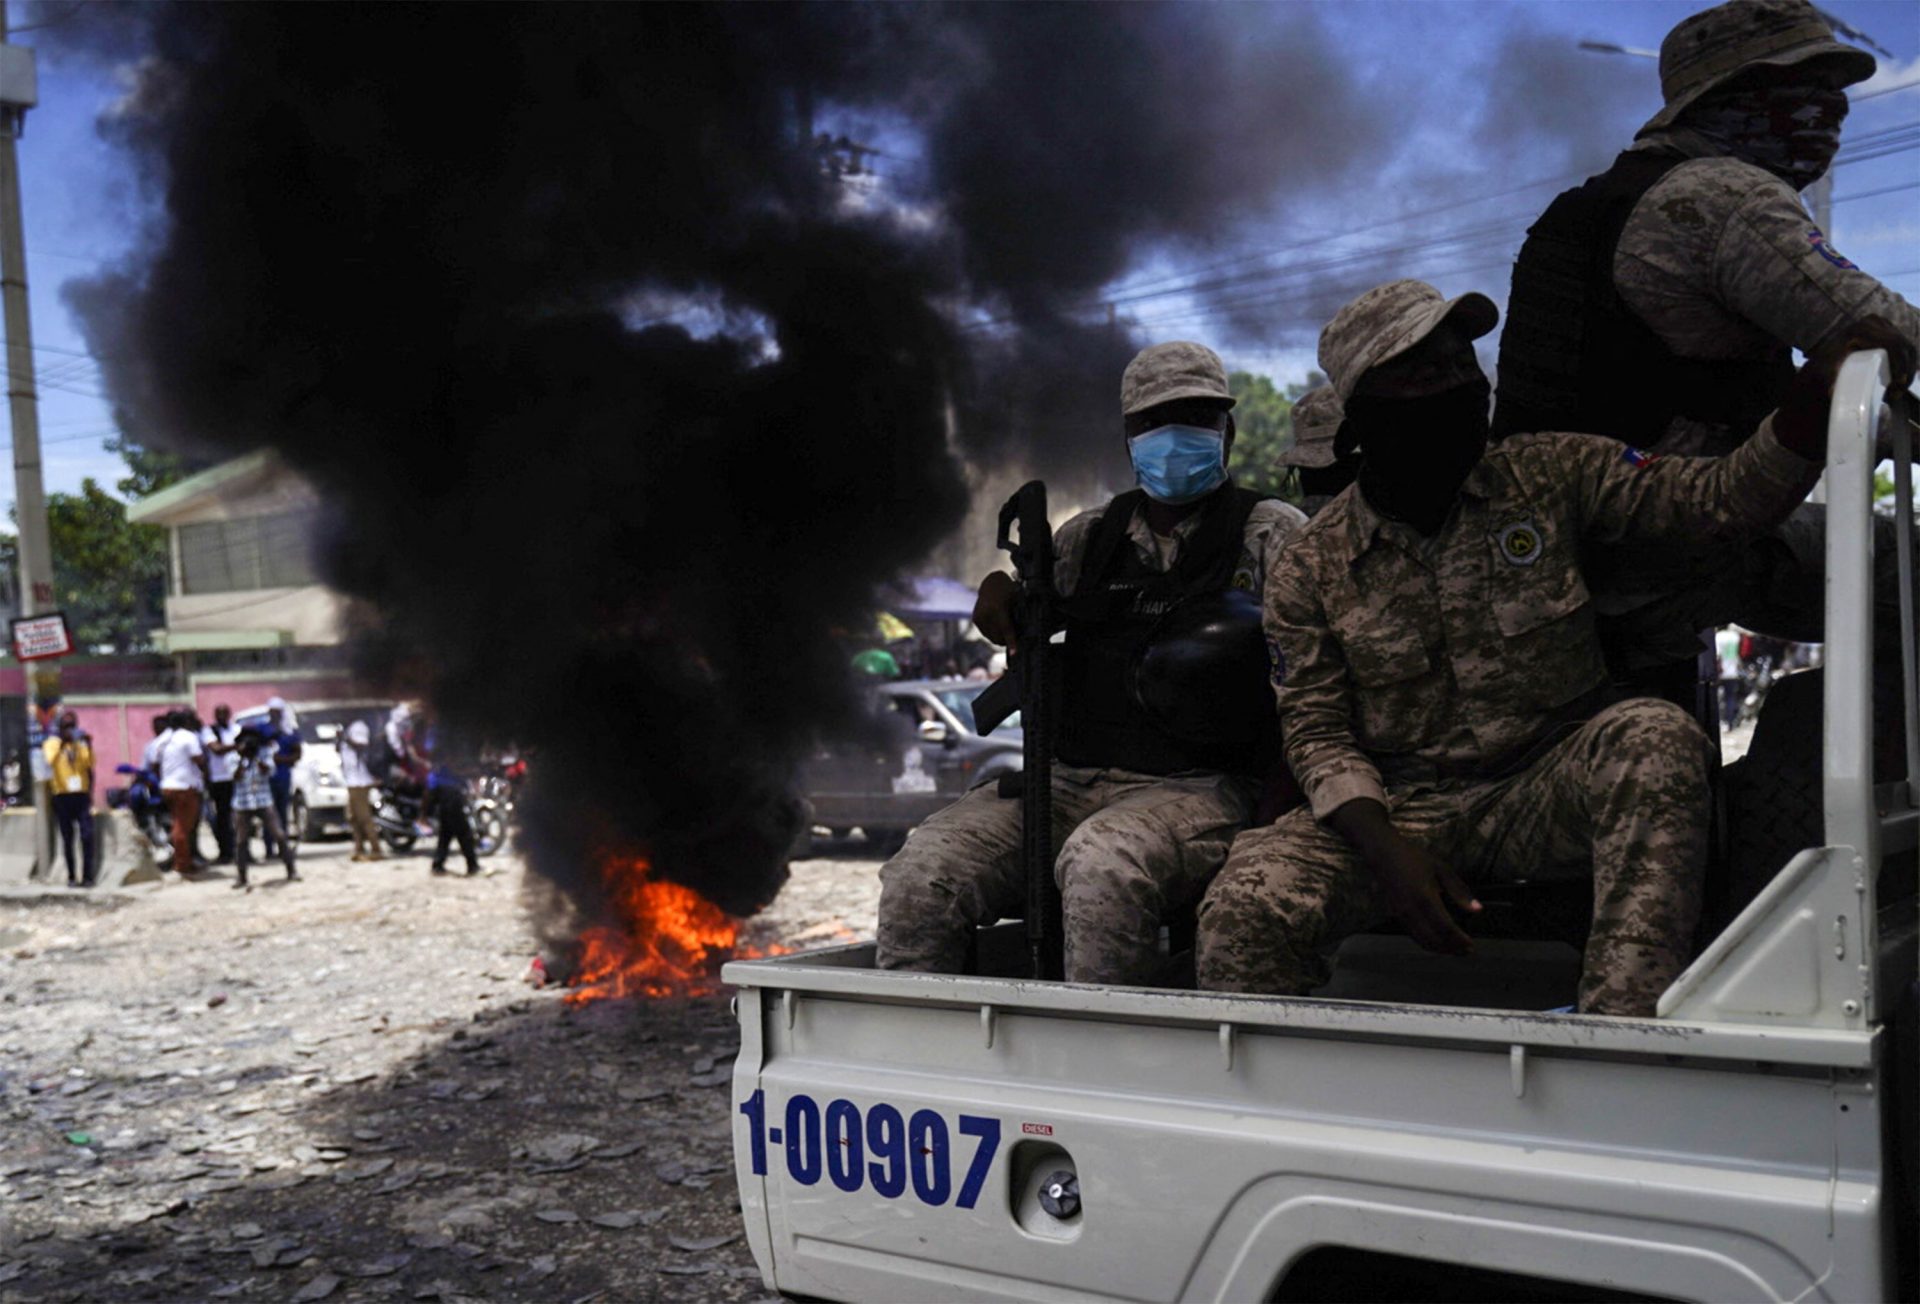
[232,700,391,840]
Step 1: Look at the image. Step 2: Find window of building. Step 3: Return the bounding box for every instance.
[177,511,319,594]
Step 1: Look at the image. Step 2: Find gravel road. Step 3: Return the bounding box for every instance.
[0,838,884,1303]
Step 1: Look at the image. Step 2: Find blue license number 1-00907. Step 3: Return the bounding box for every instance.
[739,1090,1001,1210]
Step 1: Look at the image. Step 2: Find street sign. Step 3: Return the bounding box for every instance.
[10,611,71,661]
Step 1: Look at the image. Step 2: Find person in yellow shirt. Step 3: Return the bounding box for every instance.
[43,712,95,887]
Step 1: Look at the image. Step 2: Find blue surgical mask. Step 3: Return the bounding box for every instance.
[1128,424,1227,505]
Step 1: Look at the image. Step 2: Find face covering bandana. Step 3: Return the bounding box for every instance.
[1683,84,1847,189]
[1347,375,1491,535]
[1128,424,1228,505]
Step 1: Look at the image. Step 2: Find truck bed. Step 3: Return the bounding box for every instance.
[724,933,1884,1302]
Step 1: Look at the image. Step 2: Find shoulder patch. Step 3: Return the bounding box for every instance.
[1807,228,1856,271]
[1622,446,1661,468]
[1492,518,1543,568]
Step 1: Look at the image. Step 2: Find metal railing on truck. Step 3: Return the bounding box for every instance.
[1659,350,1918,1031]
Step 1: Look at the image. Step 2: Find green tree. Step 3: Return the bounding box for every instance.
[1225,369,1329,501]
[1,479,169,653]
[107,434,203,500]
[1225,370,1294,499]
[0,437,187,654]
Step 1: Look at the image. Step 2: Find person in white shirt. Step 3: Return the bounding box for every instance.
[200,704,242,864]
[339,719,383,863]
[155,712,208,873]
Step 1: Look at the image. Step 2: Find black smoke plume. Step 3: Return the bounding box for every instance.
[53,3,1388,935]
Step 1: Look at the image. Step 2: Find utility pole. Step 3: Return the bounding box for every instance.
[0,1,53,877]
[1807,171,1834,239]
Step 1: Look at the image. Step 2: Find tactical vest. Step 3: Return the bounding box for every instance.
[1492,148,1794,448]
[1055,485,1266,776]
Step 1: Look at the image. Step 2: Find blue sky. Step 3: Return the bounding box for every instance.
[4,0,1915,515]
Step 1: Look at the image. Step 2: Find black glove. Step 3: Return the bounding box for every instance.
[1775,316,1918,457]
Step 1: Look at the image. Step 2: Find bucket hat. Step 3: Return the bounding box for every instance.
[1277,386,1345,469]
[1640,0,1875,136]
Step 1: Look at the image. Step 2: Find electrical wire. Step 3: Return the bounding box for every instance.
[1834,180,1920,205]
[1101,166,1591,302]
[1855,76,1920,103]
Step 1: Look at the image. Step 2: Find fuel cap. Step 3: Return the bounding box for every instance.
[1037,1170,1080,1219]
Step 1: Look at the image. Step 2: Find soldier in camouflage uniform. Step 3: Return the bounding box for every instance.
[1278,385,1352,518]
[878,342,1308,985]
[1495,0,1919,677]
[1195,280,1907,1016]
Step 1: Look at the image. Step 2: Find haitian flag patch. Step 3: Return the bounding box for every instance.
[1622,446,1661,468]
[1808,229,1857,270]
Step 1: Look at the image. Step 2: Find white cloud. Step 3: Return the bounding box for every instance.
[1854,54,1920,100]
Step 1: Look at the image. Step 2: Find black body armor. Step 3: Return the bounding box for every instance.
[1493,148,1793,448]
[1055,486,1274,776]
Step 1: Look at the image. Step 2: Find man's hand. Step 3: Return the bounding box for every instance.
[1329,797,1480,956]
[1776,315,1919,456]
[973,571,1018,648]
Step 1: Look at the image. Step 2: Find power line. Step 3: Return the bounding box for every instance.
[1855,76,1920,103]
[1125,253,1521,336]
[1834,180,1920,205]
[1105,167,1589,303]
[1835,138,1920,166]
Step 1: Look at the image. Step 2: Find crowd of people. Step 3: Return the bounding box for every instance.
[850,642,1006,684]
[136,698,306,886]
[875,0,1920,1019]
[41,698,494,889]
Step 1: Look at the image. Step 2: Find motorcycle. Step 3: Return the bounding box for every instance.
[470,752,526,815]
[106,763,174,865]
[370,780,505,857]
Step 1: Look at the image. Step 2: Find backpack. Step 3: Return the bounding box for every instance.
[364,734,396,781]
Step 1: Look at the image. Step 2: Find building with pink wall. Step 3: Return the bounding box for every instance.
[0,453,386,806]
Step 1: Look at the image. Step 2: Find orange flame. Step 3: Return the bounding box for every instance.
[564,856,742,1004]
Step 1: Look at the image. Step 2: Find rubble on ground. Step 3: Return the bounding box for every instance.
[0,842,882,1302]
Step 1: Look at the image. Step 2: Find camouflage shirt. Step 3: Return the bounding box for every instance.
[1615,129,1920,453]
[1053,495,1305,600]
[1267,421,1820,818]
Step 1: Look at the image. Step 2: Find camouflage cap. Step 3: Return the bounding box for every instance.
[1121,341,1235,416]
[1277,386,1344,468]
[1317,280,1498,404]
[1641,0,1876,135]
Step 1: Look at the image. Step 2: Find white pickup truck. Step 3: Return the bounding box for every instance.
[724,353,1918,1303]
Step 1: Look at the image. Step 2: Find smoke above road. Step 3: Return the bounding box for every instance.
[54,3,1391,930]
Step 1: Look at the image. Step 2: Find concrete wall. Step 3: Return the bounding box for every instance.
[164,585,349,647]
[0,806,158,889]
[63,695,178,794]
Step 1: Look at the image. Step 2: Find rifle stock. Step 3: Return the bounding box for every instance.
[997,480,1062,980]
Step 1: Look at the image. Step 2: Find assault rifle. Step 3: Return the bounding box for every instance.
[971,479,1062,980]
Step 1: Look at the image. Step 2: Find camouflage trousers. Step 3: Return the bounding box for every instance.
[876,765,1255,985]
[1195,698,1710,1017]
